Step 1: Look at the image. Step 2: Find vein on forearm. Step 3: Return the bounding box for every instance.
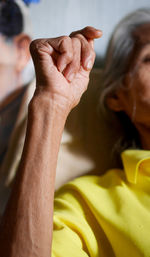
[0,95,67,257]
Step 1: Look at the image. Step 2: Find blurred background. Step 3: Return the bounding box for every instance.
[29,0,150,66]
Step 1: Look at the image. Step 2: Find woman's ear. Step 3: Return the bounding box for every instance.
[13,34,31,73]
[106,91,124,112]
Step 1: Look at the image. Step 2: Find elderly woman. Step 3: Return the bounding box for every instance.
[0,7,150,257]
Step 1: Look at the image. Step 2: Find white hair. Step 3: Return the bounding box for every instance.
[99,8,150,155]
[100,8,150,110]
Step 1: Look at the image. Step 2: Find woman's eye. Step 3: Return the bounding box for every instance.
[143,56,150,63]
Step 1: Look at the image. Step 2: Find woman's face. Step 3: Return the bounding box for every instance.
[114,24,150,129]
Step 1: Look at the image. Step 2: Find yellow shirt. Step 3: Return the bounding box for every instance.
[52,150,150,257]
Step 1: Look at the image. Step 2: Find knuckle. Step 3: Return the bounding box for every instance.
[30,39,43,55]
[70,31,75,37]
[72,37,80,44]
[84,26,92,32]
[30,39,39,51]
[72,37,81,48]
[74,33,85,41]
[74,34,90,50]
[61,36,71,45]
[30,40,37,54]
[60,36,73,60]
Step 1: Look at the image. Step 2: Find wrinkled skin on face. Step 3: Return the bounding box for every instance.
[118,24,150,123]
[115,24,150,148]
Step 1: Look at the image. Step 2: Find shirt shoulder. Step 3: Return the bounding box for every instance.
[54,169,128,221]
[52,169,126,257]
[55,168,126,204]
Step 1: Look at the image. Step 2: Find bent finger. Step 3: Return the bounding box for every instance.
[70,26,102,40]
[72,34,95,71]
[47,36,73,72]
[30,37,73,73]
[63,37,81,82]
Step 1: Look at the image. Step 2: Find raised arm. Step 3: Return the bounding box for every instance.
[0,27,102,257]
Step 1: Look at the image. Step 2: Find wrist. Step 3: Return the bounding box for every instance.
[30,87,72,117]
[29,90,70,120]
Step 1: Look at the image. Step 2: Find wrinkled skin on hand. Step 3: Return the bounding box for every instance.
[30,26,102,112]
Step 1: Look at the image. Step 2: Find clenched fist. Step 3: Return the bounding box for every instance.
[30,26,102,112]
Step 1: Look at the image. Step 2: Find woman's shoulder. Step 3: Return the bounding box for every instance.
[60,168,126,189]
[54,168,126,208]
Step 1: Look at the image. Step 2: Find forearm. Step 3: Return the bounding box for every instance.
[0,26,100,257]
[0,93,68,257]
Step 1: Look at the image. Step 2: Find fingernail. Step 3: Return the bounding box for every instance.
[67,73,75,82]
[86,60,93,70]
[95,29,103,37]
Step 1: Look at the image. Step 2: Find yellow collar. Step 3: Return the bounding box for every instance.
[121,150,150,184]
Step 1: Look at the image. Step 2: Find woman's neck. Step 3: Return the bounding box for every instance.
[136,123,150,150]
